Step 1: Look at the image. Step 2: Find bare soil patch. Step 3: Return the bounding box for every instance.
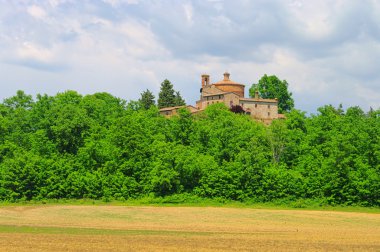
[0,205,379,251]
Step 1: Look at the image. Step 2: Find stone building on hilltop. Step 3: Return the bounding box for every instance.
[160,72,284,123]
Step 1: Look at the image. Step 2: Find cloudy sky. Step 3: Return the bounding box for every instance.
[1,0,379,113]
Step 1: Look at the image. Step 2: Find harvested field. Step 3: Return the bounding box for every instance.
[0,205,379,251]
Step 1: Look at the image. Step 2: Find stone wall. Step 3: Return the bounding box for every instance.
[241,100,278,120]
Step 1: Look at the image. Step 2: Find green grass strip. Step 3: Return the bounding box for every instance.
[0,225,215,237]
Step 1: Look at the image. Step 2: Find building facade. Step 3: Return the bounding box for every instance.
[160,72,284,123]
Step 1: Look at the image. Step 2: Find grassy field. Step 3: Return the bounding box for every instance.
[0,205,379,251]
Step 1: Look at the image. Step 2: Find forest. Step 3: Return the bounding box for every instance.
[0,89,379,206]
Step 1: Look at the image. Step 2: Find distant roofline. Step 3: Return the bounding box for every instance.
[159,105,198,112]
[239,97,278,103]
[212,82,245,87]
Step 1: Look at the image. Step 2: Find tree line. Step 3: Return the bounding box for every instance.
[0,79,378,206]
[140,79,185,110]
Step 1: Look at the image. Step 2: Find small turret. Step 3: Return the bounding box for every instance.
[223,72,230,81]
[201,74,210,88]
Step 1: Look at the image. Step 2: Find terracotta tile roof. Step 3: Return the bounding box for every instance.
[213,80,244,86]
[202,86,226,95]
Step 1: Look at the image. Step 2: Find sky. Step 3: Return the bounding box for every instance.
[1,0,380,113]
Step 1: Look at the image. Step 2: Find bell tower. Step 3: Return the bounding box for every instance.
[201,74,210,88]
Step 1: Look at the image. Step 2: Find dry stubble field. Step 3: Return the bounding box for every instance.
[0,205,379,251]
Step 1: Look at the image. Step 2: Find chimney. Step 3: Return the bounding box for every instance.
[255,91,259,99]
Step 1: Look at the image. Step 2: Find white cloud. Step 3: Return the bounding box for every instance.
[287,1,338,39]
[355,84,380,109]
[1,0,380,112]
[102,0,139,7]
[27,5,47,20]
[70,18,170,60]
[17,42,54,62]
[210,15,233,28]
[208,0,224,12]
[334,38,380,79]
[48,0,70,8]
[183,3,194,25]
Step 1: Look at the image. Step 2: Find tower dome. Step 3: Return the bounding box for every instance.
[212,72,245,97]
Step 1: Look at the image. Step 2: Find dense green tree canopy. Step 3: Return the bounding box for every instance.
[0,90,379,206]
[249,74,294,113]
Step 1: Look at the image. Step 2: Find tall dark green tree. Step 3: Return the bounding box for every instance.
[158,79,176,108]
[139,89,156,110]
[249,74,294,113]
[174,91,186,106]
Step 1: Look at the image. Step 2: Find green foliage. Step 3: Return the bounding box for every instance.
[174,91,186,106]
[139,89,156,110]
[249,74,294,113]
[157,79,185,108]
[158,79,176,108]
[3,90,34,110]
[0,91,379,207]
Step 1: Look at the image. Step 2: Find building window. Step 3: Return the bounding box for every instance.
[255,104,257,108]
[268,112,270,117]
[268,105,270,109]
